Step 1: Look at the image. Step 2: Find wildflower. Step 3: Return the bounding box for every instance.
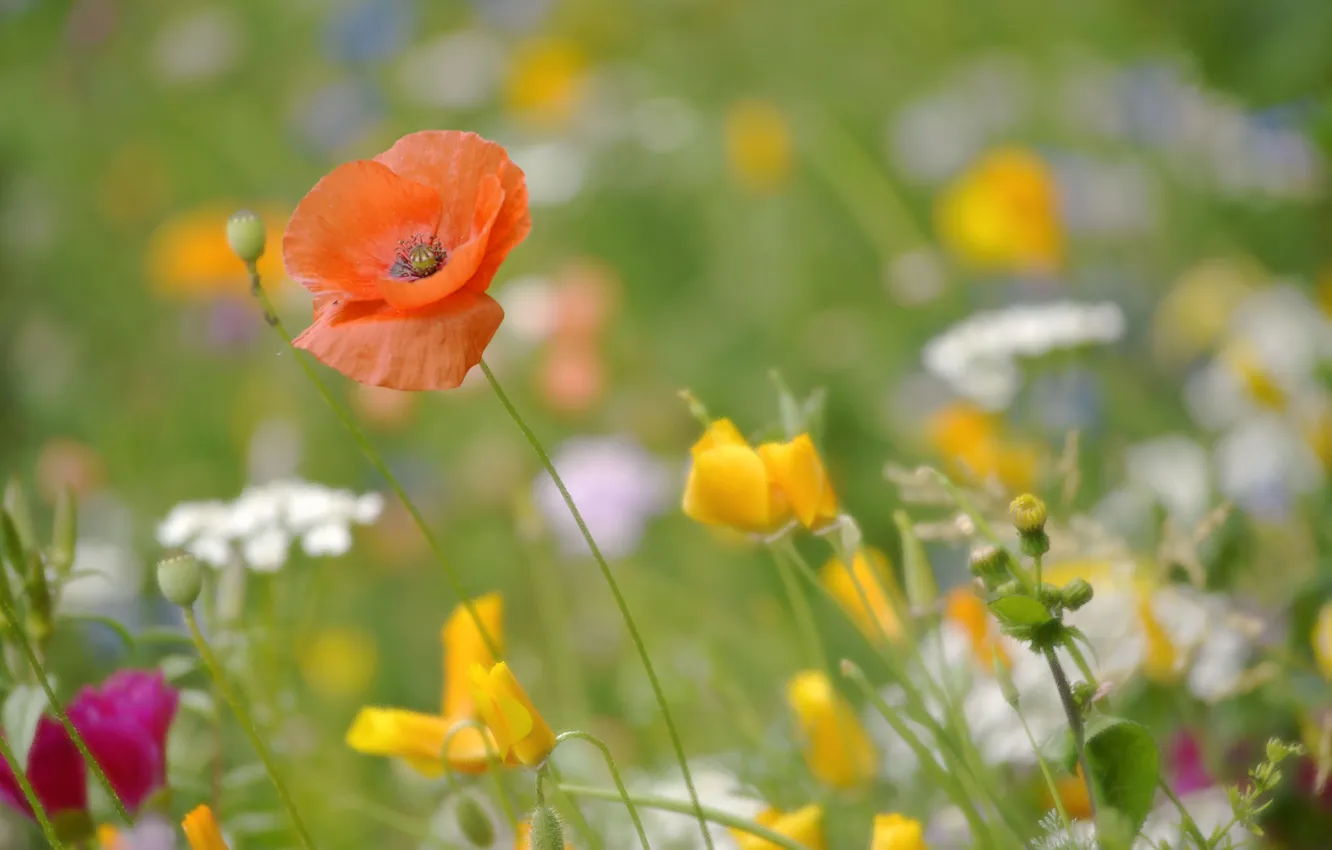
[504,38,587,126]
[146,205,286,297]
[182,804,229,850]
[156,479,384,571]
[943,587,1009,669]
[786,671,876,789]
[284,130,531,391]
[725,100,791,191]
[683,419,837,534]
[0,671,178,826]
[1312,601,1332,680]
[820,548,902,642]
[299,627,378,699]
[1043,772,1093,822]
[871,813,928,849]
[925,402,1038,491]
[732,804,825,850]
[935,147,1061,273]
[347,594,503,775]
[530,436,671,559]
[470,661,557,767]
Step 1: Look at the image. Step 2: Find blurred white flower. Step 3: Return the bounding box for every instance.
[509,141,587,206]
[394,30,505,109]
[1125,435,1211,524]
[922,301,1126,410]
[628,763,762,850]
[151,6,241,85]
[532,436,670,559]
[157,480,384,571]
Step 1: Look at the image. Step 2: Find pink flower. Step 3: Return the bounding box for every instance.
[0,670,178,820]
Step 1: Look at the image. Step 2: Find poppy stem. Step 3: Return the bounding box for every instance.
[0,728,62,848]
[477,360,716,850]
[246,269,502,661]
[0,597,132,824]
[184,608,317,850]
[553,731,651,849]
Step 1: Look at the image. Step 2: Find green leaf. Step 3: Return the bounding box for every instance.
[2,685,49,765]
[1084,715,1161,844]
[989,594,1053,628]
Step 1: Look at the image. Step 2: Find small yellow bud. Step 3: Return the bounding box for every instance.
[226,209,267,265]
[967,545,1011,588]
[157,552,203,607]
[1008,494,1047,534]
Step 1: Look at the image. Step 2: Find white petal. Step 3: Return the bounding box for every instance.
[242,528,289,572]
[301,523,352,558]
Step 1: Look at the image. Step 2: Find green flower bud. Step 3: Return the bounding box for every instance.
[50,487,77,576]
[968,545,1011,589]
[1062,578,1094,611]
[994,579,1022,598]
[157,552,203,607]
[226,209,267,265]
[529,805,565,850]
[1008,493,1048,534]
[1019,528,1050,558]
[1072,681,1097,712]
[455,796,494,847]
[1038,582,1064,611]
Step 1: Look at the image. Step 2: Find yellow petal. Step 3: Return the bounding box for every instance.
[346,707,451,776]
[786,671,876,790]
[98,826,125,850]
[443,593,504,718]
[943,587,1009,670]
[683,443,783,532]
[870,813,929,850]
[690,418,751,456]
[473,662,556,767]
[1313,603,1332,681]
[758,435,837,529]
[1138,596,1179,684]
[735,805,825,850]
[182,805,230,850]
[725,100,792,191]
[821,548,902,643]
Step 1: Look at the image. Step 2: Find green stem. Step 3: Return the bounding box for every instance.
[0,727,62,847]
[184,609,316,849]
[1033,553,1043,591]
[1157,775,1209,848]
[248,270,500,660]
[841,661,996,848]
[554,731,651,849]
[556,784,803,850]
[1061,634,1097,687]
[0,597,130,824]
[1042,645,1097,823]
[440,720,519,828]
[771,541,827,670]
[545,761,602,850]
[1018,708,1072,832]
[478,359,713,850]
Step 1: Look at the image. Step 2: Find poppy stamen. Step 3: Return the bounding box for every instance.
[391,235,447,280]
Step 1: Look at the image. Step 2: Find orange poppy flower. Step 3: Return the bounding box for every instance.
[284,131,531,391]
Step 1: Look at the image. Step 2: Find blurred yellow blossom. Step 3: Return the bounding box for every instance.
[786,670,876,789]
[98,825,126,850]
[944,586,1009,669]
[726,100,792,191]
[299,627,377,699]
[1152,258,1256,367]
[1312,602,1332,680]
[346,595,505,776]
[935,147,1061,273]
[1220,342,1287,410]
[683,419,837,534]
[926,402,1038,492]
[146,205,286,297]
[733,804,825,850]
[470,661,557,767]
[820,548,903,642]
[1044,770,1094,822]
[504,38,587,126]
[870,813,928,849]
[182,805,229,850]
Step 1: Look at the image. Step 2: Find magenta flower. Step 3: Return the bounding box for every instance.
[0,670,178,820]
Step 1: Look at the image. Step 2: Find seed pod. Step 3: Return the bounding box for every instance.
[156,552,203,608]
[454,796,494,847]
[226,209,267,265]
[529,805,564,850]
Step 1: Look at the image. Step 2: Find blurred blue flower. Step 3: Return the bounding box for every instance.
[289,78,385,156]
[1029,367,1103,435]
[323,0,415,65]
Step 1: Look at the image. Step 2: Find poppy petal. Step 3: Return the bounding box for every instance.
[26,717,87,816]
[374,175,504,310]
[374,131,531,293]
[283,160,441,299]
[293,291,504,391]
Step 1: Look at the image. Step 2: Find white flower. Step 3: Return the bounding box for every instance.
[922,301,1126,410]
[156,479,384,571]
[626,763,763,850]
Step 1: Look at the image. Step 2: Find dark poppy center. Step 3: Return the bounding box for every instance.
[390,235,447,280]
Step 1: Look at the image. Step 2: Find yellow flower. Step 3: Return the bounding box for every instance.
[683,419,837,534]
[1221,342,1287,410]
[182,805,229,850]
[470,661,557,767]
[505,38,587,126]
[870,813,928,850]
[943,587,1009,670]
[821,548,903,643]
[98,825,126,850]
[444,593,504,718]
[733,804,825,850]
[146,205,286,297]
[299,627,377,699]
[346,595,504,775]
[726,100,792,191]
[935,147,1061,273]
[1312,602,1332,680]
[1043,771,1094,822]
[786,670,876,789]
[1138,595,1178,684]
[926,403,1038,493]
